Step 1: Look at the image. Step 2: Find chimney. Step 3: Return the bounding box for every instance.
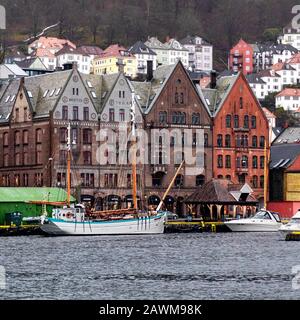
[210,70,217,89]
[147,60,153,81]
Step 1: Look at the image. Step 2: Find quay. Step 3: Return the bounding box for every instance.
[0,225,42,237]
[165,220,230,233]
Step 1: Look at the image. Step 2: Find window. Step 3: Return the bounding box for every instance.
[59,150,67,165]
[15,153,21,166]
[36,151,42,164]
[234,115,239,128]
[119,109,125,122]
[109,108,115,122]
[62,106,68,120]
[240,97,243,109]
[238,174,246,184]
[225,135,231,147]
[217,155,223,168]
[81,173,95,187]
[175,92,179,104]
[83,107,89,121]
[196,175,205,187]
[34,173,43,187]
[3,154,9,167]
[14,131,21,146]
[83,129,92,145]
[252,156,258,169]
[260,175,264,188]
[252,175,258,188]
[23,174,29,187]
[236,157,241,168]
[3,132,8,146]
[217,135,223,147]
[241,156,248,168]
[83,151,92,165]
[15,108,19,122]
[226,175,231,181]
[14,174,20,187]
[180,93,184,104]
[73,106,79,120]
[252,136,258,148]
[72,128,78,144]
[225,155,231,168]
[175,174,184,187]
[204,134,209,147]
[260,136,265,148]
[192,113,200,125]
[36,129,42,144]
[23,130,29,145]
[226,115,231,128]
[73,88,79,96]
[159,111,167,124]
[260,156,265,169]
[24,152,29,165]
[251,116,256,128]
[244,115,249,128]
[60,128,67,143]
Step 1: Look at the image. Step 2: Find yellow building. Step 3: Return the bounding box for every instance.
[93,44,137,78]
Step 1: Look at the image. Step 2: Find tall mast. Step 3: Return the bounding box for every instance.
[67,123,71,207]
[264,138,268,209]
[131,92,138,210]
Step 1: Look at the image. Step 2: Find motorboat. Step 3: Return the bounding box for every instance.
[279,209,300,239]
[224,210,282,232]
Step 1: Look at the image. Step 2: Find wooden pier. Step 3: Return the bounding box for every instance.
[165,220,230,233]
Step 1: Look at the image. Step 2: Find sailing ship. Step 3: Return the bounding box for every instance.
[40,92,182,236]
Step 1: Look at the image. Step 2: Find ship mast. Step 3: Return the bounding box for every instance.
[131,92,138,210]
[67,123,72,207]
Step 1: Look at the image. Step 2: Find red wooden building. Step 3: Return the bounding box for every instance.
[229,39,254,75]
[202,72,269,204]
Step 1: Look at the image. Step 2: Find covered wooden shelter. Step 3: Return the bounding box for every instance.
[185,179,259,221]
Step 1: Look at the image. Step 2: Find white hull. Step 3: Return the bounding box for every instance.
[225,221,281,232]
[279,226,300,239]
[41,214,166,236]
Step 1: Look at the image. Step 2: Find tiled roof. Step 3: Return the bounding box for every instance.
[276,88,300,97]
[55,45,89,57]
[262,107,276,119]
[29,37,76,50]
[272,62,296,71]
[32,48,56,58]
[79,46,103,56]
[286,52,300,64]
[99,44,134,59]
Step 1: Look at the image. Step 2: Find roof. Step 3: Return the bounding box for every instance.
[272,62,296,71]
[270,144,300,169]
[258,69,281,78]
[185,179,257,204]
[230,39,252,52]
[262,107,276,119]
[15,57,47,70]
[276,88,300,97]
[0,188,75,203]
[79,46,103,56]
[29,37,76,50]
[164,39,188,51]
[180,35,212,46]
[202,74,239,115]
[128,41,156,55]
[286,53,300,64]
[252,42,298,54]
[0,64,28,77]
[55,45,89,57]
[32,48,56,58]
[273,127,300,145]
[100,44,134,59]
[145,37,165,49]
[246,73,266,84]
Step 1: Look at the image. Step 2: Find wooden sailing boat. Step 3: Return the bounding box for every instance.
[40,91,181,235]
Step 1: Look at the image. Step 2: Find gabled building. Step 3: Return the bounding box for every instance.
[93,44,138,78]
[276,88,300,112]
[145,37,189,68]
[229,39,254,75]
[15,57,48,76]
[31,48,57,71]
[55,45,91,74]
[128,41,157,75]
[202,72,270,204]
[132,60,213,214]
[180,35,213,71]
[246,73,267,100]
[28,37,76,55]
[279,23,300,51]
[268,127,300,218]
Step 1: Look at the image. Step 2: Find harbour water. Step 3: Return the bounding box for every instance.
[0,232,299,300]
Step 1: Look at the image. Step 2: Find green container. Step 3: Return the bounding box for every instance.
[5,212,23,227]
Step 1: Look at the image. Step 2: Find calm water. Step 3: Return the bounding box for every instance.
[0,232,299,300]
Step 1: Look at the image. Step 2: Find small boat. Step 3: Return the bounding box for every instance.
[224,210,282,232]
[279,209,300,240]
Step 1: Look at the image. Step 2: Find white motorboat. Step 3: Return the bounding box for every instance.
[224,210,282,232]
[279,209,300,239]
